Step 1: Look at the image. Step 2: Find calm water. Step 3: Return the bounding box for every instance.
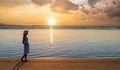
[0,28,120,58]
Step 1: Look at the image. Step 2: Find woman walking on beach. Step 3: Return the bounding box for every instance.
[21,30,29,62]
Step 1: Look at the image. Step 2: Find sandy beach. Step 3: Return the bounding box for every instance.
[0,58,120,70]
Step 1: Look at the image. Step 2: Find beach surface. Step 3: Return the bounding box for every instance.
[0,58,120,70]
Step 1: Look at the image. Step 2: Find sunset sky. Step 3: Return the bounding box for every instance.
[0,0,120,26]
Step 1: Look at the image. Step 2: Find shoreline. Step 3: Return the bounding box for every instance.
[0,58,120,70]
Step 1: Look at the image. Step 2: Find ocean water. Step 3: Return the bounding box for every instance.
[0,28,120,58]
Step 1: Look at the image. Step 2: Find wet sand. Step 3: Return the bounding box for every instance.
[0,58,120,70]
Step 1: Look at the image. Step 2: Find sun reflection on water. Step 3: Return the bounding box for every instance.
[50,26,54,45]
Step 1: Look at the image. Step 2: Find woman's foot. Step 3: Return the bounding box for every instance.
[21,58,23,61]
[24,60,27,62]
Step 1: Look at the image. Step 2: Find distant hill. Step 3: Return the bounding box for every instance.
[0,23,49,29]
[0,23,6,25]
[0,23,16,26]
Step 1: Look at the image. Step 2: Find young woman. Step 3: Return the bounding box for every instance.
[21,30,29,62]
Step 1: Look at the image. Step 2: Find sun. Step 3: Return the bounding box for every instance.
[48,17,56,26]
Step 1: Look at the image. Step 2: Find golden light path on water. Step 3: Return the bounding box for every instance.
[50,26,53,45]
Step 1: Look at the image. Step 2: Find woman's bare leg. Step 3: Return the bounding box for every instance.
[21,54,26,61]
[25,54,27,61]
[21,55,24,61]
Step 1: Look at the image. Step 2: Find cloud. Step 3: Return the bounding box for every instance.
[50,0,79,13]
[104,0,120,17]
[80,5,89,14]
[0,0,53,7]
[78,0,120,18]
[112,0,116,5]
[88,0,100,8]
[32,0,52,6]
[0,0,120,18]
[0,0,24,7]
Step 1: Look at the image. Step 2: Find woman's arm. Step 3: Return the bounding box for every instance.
[22,36,26,44]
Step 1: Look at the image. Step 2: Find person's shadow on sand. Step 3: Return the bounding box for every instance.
[13,61,26,70]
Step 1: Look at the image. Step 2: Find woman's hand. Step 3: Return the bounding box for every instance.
[22,41,24,44]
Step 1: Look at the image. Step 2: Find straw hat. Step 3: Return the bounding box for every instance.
[23,30,29,34]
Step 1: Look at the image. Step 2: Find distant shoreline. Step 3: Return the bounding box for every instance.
[0,25,120,29]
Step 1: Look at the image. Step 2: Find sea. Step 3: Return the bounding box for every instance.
[0,27,120,58]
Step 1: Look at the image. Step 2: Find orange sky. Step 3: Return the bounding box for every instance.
[0,0,120,26]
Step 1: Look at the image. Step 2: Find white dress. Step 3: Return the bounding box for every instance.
[24,37,29,54]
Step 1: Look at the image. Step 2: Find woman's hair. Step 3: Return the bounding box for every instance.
[23,34,27,36]
[23,30,28,37]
